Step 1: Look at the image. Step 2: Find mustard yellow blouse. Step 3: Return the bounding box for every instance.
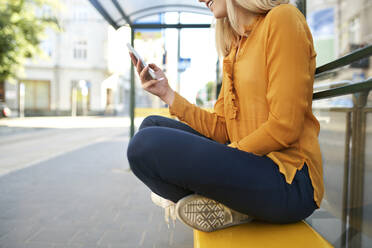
[169,4,324,207]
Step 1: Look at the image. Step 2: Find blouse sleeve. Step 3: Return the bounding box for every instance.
[169,82,229,144]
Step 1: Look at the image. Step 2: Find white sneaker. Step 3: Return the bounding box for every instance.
[175,194,253,232]
[150,192,176,228]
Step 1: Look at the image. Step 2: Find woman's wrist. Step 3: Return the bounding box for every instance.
[161,89,175,107]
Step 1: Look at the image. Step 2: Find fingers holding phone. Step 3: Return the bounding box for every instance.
[138,63,169,98]
[128,55,169,99]
[129,52,137,66]
[129,52,146,78]
[127,43,174,104]
[139,64,155,84]
[127,43,157,79]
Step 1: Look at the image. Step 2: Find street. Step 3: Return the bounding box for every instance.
[0,117,192,248]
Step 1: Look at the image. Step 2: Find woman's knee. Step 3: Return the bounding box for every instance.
[139,115,162,130]
[126,127,159,168]
[127,128,148,162]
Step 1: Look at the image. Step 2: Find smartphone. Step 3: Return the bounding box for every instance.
[127,43,157,80]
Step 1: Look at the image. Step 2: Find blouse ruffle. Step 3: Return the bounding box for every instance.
[222,15,263,121]
[223,56,239,120]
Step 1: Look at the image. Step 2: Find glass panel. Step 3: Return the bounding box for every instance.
[98,1,122,24]
[180,12,213,24]
[179,28,217,108]
[132,21,217,131]
[133,28,164,109]
[362,111,372,247]
[164,12,180,25]
[309,105,350,247]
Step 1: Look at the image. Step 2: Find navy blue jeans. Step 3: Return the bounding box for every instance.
[127,115,318,223]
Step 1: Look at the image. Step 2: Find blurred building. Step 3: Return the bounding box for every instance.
[4,0,130,116]
[308,0,371,80]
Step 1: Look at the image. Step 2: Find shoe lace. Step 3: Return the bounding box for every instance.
[151,192,176,228]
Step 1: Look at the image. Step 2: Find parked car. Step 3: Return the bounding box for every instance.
[0,102,11,118]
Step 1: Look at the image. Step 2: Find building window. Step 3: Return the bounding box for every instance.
[20,80,50,110]
[73,41,87,60]
[40,39,53,57]
[348,17,361,45]
[0,81,5,102]
[71,80,90,115]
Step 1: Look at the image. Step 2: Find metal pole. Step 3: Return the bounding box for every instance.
[130,28,135,139]
[347,91,369,248]
[341,111,352,248]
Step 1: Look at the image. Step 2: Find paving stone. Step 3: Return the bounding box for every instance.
[28,225,79,244]
[110,244,137,248]
[97,229,143,247]
[0,230,11,240]
[140,229,172,248]
[56,208,96,222]
[53,243,83,248]
[117,212,151,225]
[172,223,193,246]
[69,228,105,246]
[93,220,123,232]
[0,241,53,248]
[0,209,22,220]
[0,225,42,244]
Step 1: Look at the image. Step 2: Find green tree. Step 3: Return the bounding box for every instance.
[0,0,59,82]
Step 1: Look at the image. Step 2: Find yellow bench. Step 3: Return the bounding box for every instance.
[134,107,214,118]
[194,220,333,248]
[135,108,172,118]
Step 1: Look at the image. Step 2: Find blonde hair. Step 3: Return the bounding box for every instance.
[216,0,289,57]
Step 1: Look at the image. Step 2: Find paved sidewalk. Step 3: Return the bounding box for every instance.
[0,132,193,248]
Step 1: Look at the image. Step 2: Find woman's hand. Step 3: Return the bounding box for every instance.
[129,53,175,106]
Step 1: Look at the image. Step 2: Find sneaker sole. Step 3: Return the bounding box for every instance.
[176,194,233,232]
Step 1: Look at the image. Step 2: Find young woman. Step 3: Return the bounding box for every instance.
[127,0,323,232]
